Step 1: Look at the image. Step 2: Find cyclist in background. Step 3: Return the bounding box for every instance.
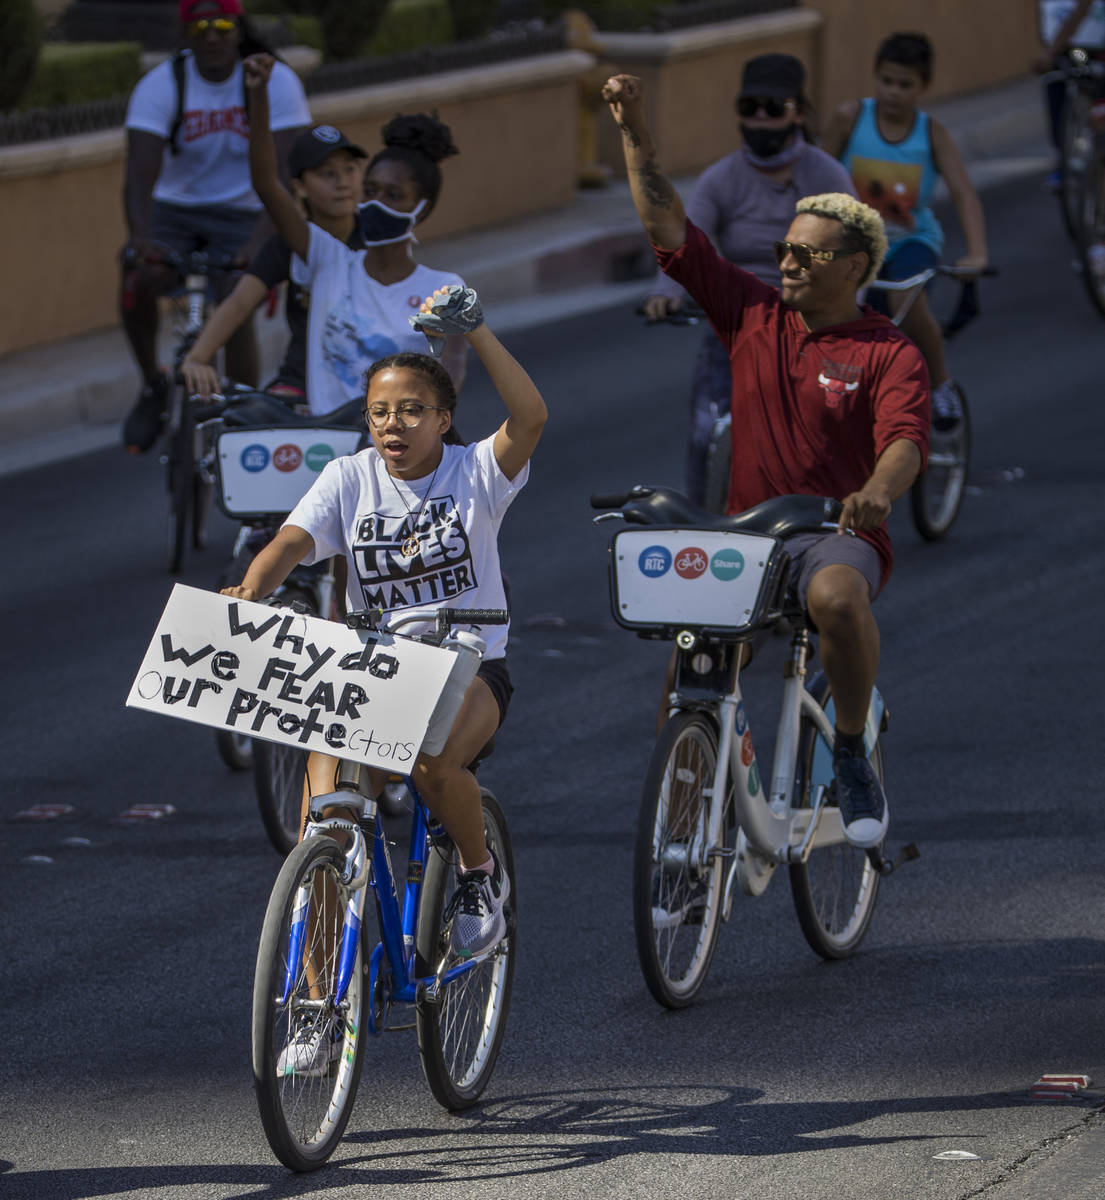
[120,0,310,452]
[642,53,856,505]
[181,114,468,405]
[823,31,988,433]
[1036,0,1105,188]
[605,72,930,849]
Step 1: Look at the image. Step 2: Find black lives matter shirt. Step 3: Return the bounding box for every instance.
[284,437,527,660]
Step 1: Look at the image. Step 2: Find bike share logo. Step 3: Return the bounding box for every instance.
[638,545,672,578]
[273,444,303,473]
[305,443,335,472]
[710,548,744,580]
[674,547,708,579]
[240,444,269,473]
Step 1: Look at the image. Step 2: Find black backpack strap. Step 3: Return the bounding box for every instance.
[168,49,187,157]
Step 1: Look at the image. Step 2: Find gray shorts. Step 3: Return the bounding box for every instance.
[151,200,259,261]
[784,531,882,611]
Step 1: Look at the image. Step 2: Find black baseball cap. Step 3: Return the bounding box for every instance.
[288,125,367,177]
[738,53,806,100]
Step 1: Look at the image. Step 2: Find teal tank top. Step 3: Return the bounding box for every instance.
[841,97,943,258]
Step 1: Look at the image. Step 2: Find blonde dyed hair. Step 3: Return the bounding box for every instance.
[795,192,888,286]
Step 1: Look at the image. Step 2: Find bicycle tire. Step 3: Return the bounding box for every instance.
[1061,83,1094,242]
[415,789,516,1110]
[191,464,214,552]
[789,672,882,960]
[910,383,970,541]
[253,741,307,856]
[633,711,730,1009]
[214,727,253,771]
[701,413,731,516]
[252,836,368,1171]
[166,386,193,574]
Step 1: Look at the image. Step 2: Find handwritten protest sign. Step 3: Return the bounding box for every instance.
[126,585,459,770]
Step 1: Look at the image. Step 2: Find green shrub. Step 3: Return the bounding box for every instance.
[319,0,389,60]
[19,41,142,110]
[367,0,453,57]
[447,0,499,41]
[288,14,324,51]
[0,0,42,112]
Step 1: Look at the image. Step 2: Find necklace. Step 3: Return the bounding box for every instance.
[387,461,441,557]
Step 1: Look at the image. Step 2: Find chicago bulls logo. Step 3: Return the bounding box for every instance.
[817,359,862,409]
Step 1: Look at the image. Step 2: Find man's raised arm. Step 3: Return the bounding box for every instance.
[602,74,686,251]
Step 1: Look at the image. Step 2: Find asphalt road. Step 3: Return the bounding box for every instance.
[2,169,1104,1200]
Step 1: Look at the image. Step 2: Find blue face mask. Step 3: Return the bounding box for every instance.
[357,197,425,245]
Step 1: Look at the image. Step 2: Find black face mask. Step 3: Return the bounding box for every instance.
[356,198,425,245]
[740,123,798,160]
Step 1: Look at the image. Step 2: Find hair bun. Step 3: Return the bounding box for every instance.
[380,112,459,163]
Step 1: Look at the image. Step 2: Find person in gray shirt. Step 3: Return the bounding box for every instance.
[642,53,857,505]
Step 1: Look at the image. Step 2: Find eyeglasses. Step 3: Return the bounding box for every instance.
[737,96,793,119]
[773,240,854,271]
[186,17,238,36]
[365,403,445,430]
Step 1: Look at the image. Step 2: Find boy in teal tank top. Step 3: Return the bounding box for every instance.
[824,32,988,431]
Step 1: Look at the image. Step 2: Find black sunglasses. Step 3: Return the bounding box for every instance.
[737,96,793,119]
[773,240,854,270]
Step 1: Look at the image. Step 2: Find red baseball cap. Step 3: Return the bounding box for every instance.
[180,0,244,22]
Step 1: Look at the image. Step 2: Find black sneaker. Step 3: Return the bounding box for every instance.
[832,748,889,848]
[445,853,510,959]
[123,372,168,453]
[931,380,963,434]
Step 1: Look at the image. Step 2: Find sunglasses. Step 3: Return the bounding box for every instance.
[737,96,793,119]
[773,240,854,270]
[186,17,238,35]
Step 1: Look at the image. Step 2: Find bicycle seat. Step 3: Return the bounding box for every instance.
[597,486,842,539]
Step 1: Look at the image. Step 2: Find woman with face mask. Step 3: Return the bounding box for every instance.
[245,53,468,416]
[641,54,858,507]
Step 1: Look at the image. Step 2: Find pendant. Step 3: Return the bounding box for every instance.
[401,535,420,557]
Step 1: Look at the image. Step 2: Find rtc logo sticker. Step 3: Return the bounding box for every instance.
[747,761,761,797]
[817,358,862,409]
[273,443,303,472]
[710,548,744,581]
[674,547,708,579]
[740,729,754,767]
[240,444,269,473]
[734,701,747,735]
[305,443,335,472]
[638,545,671,578]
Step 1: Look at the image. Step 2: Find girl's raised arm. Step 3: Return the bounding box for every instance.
[244,54,310,262]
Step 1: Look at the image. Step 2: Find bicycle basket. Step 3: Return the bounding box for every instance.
[214,426,364,519]
[609,527,785,635]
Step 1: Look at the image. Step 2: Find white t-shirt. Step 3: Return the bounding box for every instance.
[285,437,528,660]
[293,225,464,415]
[125,53,310,210]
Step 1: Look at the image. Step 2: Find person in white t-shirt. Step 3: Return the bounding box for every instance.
[222,285,547,970]
[245,53,469,415]
[120,0,310,452]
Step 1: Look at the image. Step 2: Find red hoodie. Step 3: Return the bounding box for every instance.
[656,220,930,587]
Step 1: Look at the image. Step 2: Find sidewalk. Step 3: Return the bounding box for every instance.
[0,74,1052,475]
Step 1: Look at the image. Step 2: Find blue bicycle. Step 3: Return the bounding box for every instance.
[251,607,516,1172]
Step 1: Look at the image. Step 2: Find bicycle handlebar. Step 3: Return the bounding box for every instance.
[866,265,999,291]
[343,607,510,638]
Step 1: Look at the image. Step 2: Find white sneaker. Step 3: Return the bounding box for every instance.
[445,853,510,959]
[276,1018,340,1077]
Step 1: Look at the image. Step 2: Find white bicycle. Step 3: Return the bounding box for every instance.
[593,485,917,1008]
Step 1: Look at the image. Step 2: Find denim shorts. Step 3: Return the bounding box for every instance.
[151,200,259,260]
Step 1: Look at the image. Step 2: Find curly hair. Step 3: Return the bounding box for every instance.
[795,192,888,286]
[367,113,459,219]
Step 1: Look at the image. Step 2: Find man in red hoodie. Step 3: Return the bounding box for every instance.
[605,73,929,848]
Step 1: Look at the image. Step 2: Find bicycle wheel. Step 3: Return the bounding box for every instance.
[191,463,214,551]
[1060,83,1093,242]
[789,672,882,960]
[415,789,516,1110]
[253,740,307,855]
[910,383,970,541]
[1076,143,1105,317]
[214,727,253,771]
[701,413,731,515]
[633,711,730,1009]
[253,836,367,1171]
[165,386,193,574]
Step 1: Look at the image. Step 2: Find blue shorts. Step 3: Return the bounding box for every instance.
[784,531,883,609]
[151,200,259,261]
[868,240,940,316]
